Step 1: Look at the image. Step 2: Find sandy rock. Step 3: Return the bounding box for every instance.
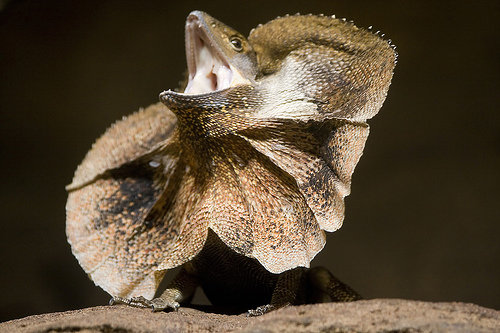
[1,299,499,333]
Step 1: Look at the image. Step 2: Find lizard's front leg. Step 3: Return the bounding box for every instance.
[110,267,199,312]
[247,266,362,316]
[306,266,362,302]
[247,267,306,316]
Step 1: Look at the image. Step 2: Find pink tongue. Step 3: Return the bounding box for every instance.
[184,43,233,94]
[215,65,232,90]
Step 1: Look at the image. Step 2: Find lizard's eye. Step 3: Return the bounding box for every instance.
[230,36,243,52]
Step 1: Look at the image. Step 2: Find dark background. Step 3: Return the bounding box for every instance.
[1,0,498,322]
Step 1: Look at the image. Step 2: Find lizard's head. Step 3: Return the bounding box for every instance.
[183,11,257,95]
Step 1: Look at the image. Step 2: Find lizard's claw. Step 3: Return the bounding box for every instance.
[247,301,292,316]
[246,304,277,317]
[110,296,180,312]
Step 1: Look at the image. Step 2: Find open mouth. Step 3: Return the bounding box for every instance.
[183,16,235,95]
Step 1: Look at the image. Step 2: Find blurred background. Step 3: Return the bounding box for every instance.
[0,0,498,322]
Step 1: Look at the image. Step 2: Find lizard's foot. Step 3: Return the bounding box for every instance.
[247,302,290,317]
[110,295,180,312]
[247,304,276,317]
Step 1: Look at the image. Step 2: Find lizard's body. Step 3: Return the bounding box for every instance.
[66,11,396,315]
[159,230,359,314]
[189,230,278,309]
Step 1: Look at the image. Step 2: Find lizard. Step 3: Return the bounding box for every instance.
[66,10,397,316]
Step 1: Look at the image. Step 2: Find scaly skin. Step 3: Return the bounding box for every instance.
[111,230,361,315]
[66,11,396,315]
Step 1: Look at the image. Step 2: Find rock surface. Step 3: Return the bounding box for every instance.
[1,299,499,332]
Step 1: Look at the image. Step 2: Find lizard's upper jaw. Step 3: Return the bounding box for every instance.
[183,14,247,95]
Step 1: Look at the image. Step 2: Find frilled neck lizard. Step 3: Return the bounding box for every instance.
[66,11,396,315]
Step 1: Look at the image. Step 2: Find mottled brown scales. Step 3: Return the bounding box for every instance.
[66,11,396,315]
